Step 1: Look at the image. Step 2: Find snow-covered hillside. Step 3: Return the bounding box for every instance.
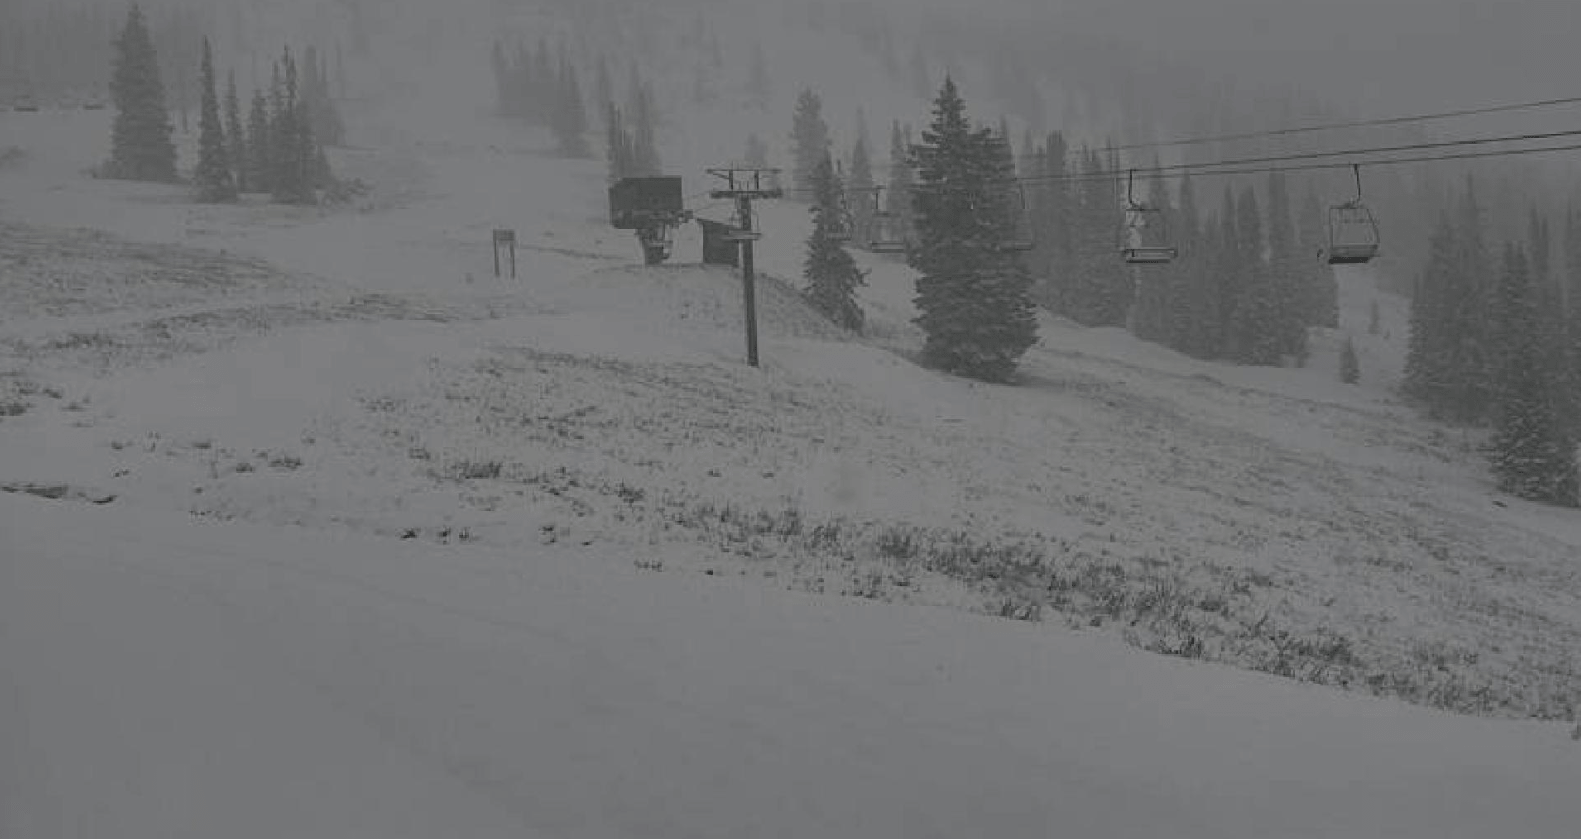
[4,0,1581,834]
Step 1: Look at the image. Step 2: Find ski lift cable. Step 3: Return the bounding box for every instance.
[1105,93,1581,153]
[1003,126,1581,186]
[893,133,1581,190]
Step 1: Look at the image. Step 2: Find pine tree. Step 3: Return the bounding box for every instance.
[1067,148,1128,327]
[1229,184,1284,365]
[193,38,235,202]
[246,87,271,194]
[1265,171,1308,360]
[1490,242,1579,506]
[629,79,660,175]
[1035,132,1073,316]
[107,4,177,182]
[909,77,1039,382]
[594,56,614,120]
[270,49,315,205]
[804,153,867,332]
[1339,335,1361,384]
[605,102,632,182]
[1444,179,1497,424]
[1166,173,1216,358]
[300,44,345,147]
[1297,186,1340,328]
[224,69,247,193]
[789,89,830,199]
[1130,166,1173,343]
[885,121,916,247]
[1404,215,1457,411]
[551,57,591,157]
[847,115,875,248]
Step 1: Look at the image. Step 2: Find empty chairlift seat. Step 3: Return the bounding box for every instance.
[1327,202,1381,265]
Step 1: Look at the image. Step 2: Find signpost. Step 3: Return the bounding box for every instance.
[492,228,516,278]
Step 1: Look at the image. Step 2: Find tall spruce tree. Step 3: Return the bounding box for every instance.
[1130,166,1174,343]
[804,153,867,332]
[1297,184,1340,328]
[909,77,1038,382]
[1229,184,1283,365]
[605,102,633,182]
[789,89,831,199]
[1067,148,1128,327]
[1265,171,1309,360]
[224,69,247,193]
[193,38,235,202]
[847,114,875,248]
[886,121,916,247]
[107,3,177,182]
[1404,214,1458,412]
[1166,174,1217,358]
[551,57,591,157]
[246,87,272,194]
[1490,242,1579,506]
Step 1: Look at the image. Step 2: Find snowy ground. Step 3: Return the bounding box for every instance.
[4,1,1581,834]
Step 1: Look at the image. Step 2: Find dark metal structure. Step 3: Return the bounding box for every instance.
[1326,165,1381,265]
[609,176,691,266]
[1120,169,1177,265]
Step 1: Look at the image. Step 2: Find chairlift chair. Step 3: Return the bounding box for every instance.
[994,183,1036,253]
[1326,166,1380,265]
[1119,169,1177,265]
[863,185,909,254]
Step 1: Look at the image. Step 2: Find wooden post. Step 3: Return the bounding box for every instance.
[492,229,516,278]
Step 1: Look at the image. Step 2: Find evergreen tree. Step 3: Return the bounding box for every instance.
[885,121,916,247]
[909,77,1038,382]
[1340,335,1361,384]
[847,115,875,248]
[1214,186,1242,357]
[270,49,315,204]
[1404,215,1457,411]
[804,153,868,332]
[225,69,247,193]
[193,38,234,202]
[107,3,177,182]
[789,89,831,199]
[300,44,345,147]
[1490,242,1579,506]
[1129,166,1173,343]
[1297,183,1340,328]
[594,56,614,120]
[629,79,660,175]
[529,40,553,123]
[551,57,591,157]
[1443,179,1497,424]
[605,102,632,182]
[1265,171,1309,360]
[1067,148,1128,327]
[1230,184,1284,365]
[1166,174,1217,358]
[246,87,272,194]
[1033,131,1073,315]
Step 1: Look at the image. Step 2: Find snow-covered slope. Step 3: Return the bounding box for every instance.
[5,491,1580,839]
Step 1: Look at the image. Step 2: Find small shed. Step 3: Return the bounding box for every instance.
[697,219,741,268]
